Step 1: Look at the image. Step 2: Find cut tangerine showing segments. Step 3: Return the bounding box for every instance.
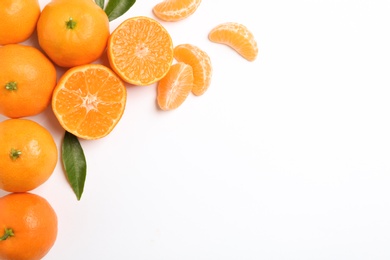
[52,64,127,140]
[208,22,258,61]
[173,44,212,96]
[107,16,174,86]
[157,62,194,111]
[153,0,202,22]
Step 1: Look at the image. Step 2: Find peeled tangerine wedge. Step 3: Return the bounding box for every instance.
[157,62,194,111]
[208,22,258,61]
[173,44,212,96]
[153,0,202,22]
[52,64,127,140]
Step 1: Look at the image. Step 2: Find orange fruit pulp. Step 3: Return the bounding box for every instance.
[153,0,202,22]
[173,43,212,96]
[208,22,258,61]
[157,62,194,110]
[51,64,127,140]
[107,16,174,86]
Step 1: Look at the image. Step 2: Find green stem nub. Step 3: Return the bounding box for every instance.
[5,81,17,91]
[0,228,14,241]
[66,17,77,29]
[10,148,22,160]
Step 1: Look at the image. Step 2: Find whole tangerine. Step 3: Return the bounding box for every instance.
[0,192,58,260]
[0,44,57,119]
[0,0,41,45]
[0,119,58,192]
[37,0,110,67]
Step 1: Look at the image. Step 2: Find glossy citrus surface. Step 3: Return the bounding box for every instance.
[52,64,127,140]
[108,16,174,86]
[0,119,58,192]
[0,0,40,45]
[37,0,110,67]
[0,193,58,260]
[0,44,57,119]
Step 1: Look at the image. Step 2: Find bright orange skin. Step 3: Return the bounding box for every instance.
[0,44,57,119]
[37,0,110,68]
[0,192,58,260]
[0,0,40,45]
[0,119,58,192]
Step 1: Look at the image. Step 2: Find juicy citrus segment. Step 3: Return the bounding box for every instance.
[52,64,127,140]
[208,22,258,61]
[157,62,194,110]
[173,44,212,96]
[108,16,174,86]
[153,0,202,22]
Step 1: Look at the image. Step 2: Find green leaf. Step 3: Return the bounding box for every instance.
[105,0,136,22]
[95,0,105,9]
[62,131,87,201]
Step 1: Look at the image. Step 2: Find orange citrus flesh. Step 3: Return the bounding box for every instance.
[208,22,258,61]
[173,44,212,96]
[157,62,194,110]
[108,16,174,86]
[52,64,127,140]
[153,0,202,22]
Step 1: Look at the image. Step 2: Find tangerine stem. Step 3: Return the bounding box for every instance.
[5,81,17,91]
[66,17,77,29]
[10,148,22,160]
[0,228,14,241]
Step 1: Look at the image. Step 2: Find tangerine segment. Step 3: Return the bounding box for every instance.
[52,64,127,140]
[108,16,174,86]
[157,62,194,111]
[153,0,202,22]
[208,22,258,61]
[173,44,212,96]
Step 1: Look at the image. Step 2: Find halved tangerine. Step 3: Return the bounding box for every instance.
[208,22,258,61]
[173,44,212,96]
[52,64,127,140]
[157,62,194,111]
[153,0,202,22]
[107,16,174,86]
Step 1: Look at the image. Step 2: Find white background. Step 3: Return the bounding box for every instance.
[1,0,390,259]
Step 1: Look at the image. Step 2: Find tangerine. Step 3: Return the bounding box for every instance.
[37,0,110,67]
[153,0,202,22]
[157,62,194,110]
[0,119,58,192]
[208,22,258,61]
[107,16,174,86]
[0,0,41,45]
[0,192,58,260]
[173,44,212,96]
[0,44,57,119]
[52,64,127,140]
